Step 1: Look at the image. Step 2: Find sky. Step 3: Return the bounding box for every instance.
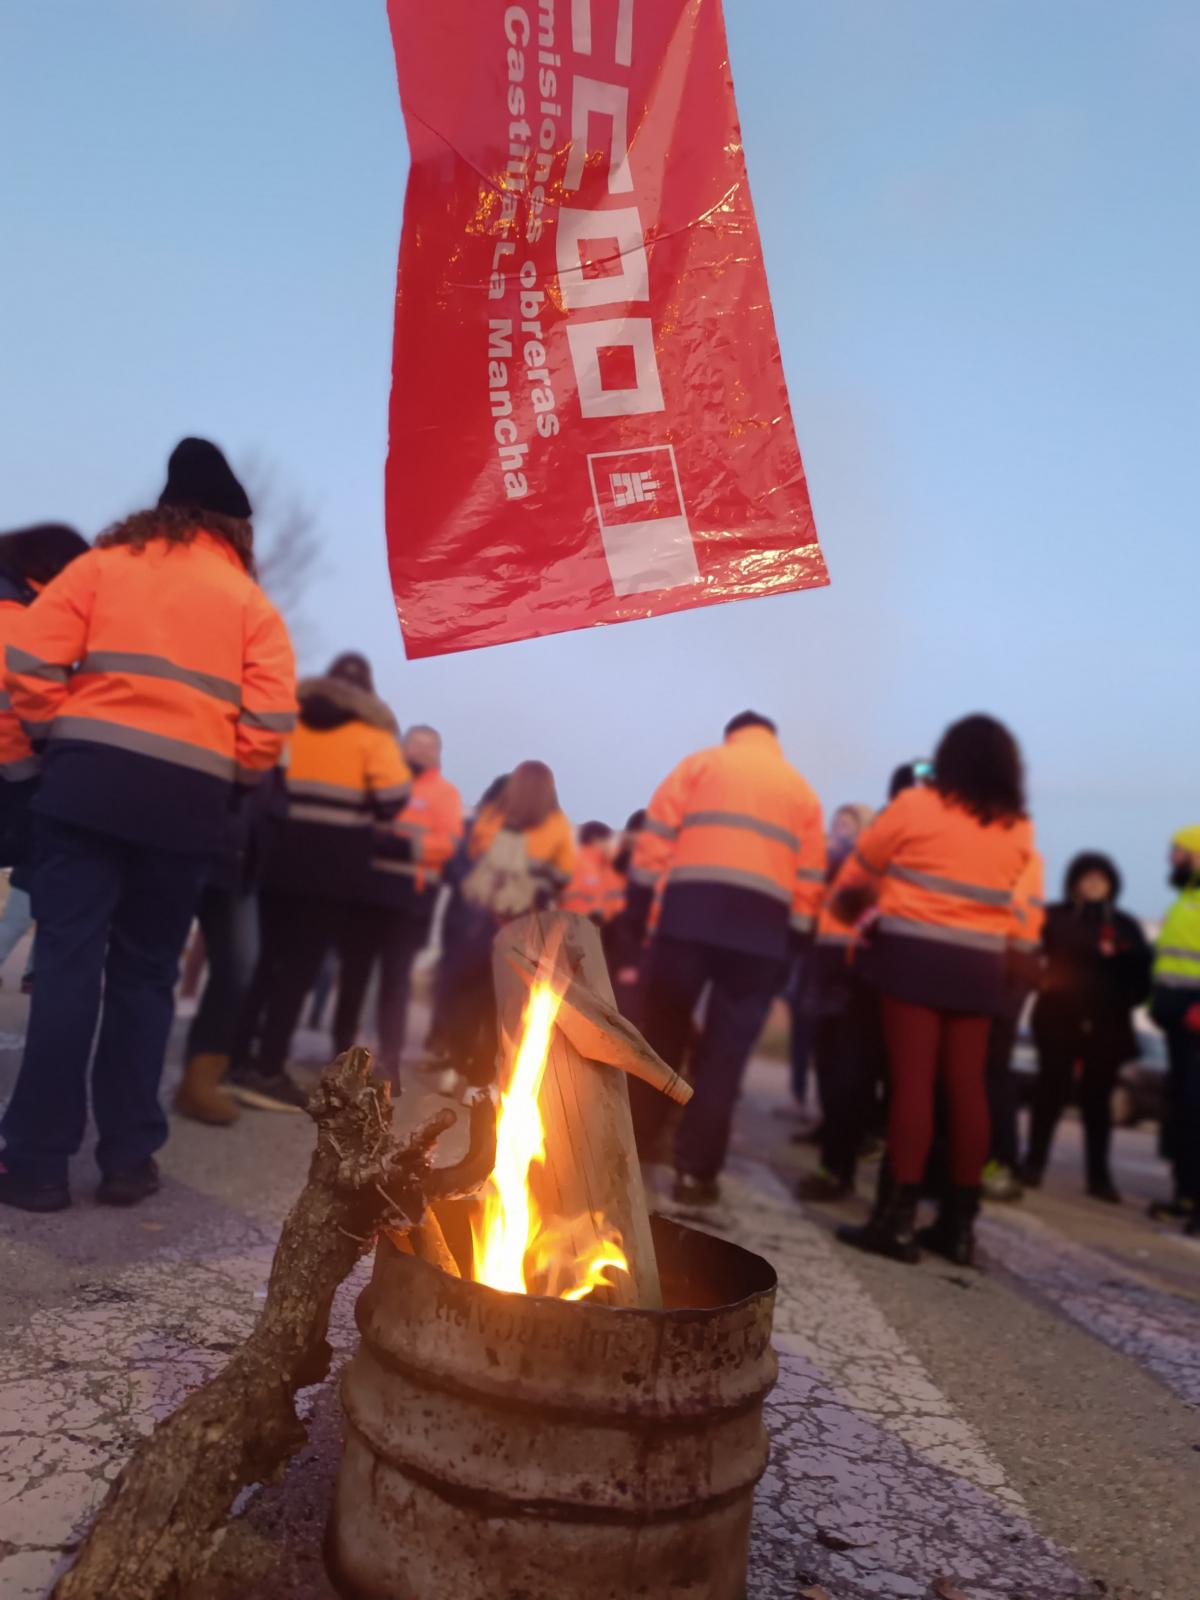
[1,0,1197,914]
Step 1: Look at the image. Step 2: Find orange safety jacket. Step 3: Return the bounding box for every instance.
[1009,849,1046,955]
[0,593,39,783]
[831,785,1034,1011]
[4,534,296,853]
[631,725,826,959]
[268,674,411,902]
[561,841,627,923]
[368,766,464,910]
[469,806,577,894]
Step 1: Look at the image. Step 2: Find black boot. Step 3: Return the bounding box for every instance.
[917,1186,981,1267]
[837,1168,920,1264]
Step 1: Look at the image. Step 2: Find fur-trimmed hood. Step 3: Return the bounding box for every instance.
[297,675,398,734]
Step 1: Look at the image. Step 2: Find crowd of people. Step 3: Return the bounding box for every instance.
[0,438,1197,1275]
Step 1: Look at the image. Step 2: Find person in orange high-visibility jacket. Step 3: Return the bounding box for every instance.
[561,821,627,925]
[0,440,297,1214]
[830,715,1034,1268]
[360,724,464,1086]
[794,806,888,1204]
[227,653,410,1111]
[626,711,826,1207]
[0,523,89,871]
[438,761,575,1091]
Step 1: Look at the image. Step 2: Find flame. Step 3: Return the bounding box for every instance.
[470,978,631,1302]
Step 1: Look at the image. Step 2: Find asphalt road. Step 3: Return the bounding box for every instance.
[0,959,1197,1600]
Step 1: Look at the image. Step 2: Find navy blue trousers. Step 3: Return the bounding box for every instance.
[632,934,785,1182]
[1,816,206,1184]
[185,883,260,1060]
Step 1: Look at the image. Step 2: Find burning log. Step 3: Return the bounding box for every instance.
[491,912,671,1310]
[502,939,692,1105]
[51,1048,491,1600]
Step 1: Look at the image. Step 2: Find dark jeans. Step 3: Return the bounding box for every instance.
[816,980,886,1184]
[1163,1023,1200,1203]
[1027,1039,1122,1187]
[986,1014,1021,1170]
[375,910,431,1079]
[185,883,260,1060]
[437,934,500,1087]
[231,891,381,1078]
[787,955,814,1106]
[631,935,785,1183]
[1,815,206,1183]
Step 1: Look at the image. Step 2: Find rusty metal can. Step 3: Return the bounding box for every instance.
[328,1213,778,1600]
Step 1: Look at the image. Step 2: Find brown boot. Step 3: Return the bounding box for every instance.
[174,1053,240,1126]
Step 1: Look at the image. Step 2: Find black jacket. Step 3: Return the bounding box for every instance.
[1031,902,1152,1063]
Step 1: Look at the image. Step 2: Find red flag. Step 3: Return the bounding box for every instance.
[386,0,828,659]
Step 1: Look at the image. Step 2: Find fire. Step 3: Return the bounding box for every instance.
[471,979,631,1302]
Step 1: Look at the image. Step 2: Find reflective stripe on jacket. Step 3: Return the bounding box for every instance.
[268,676,410,903]
[0,596,38,782]
[833,786,1033,954]
[4,535,296,852]
[1154,886,1200,995]
[1009,850,1046,955]
[632,726,826,959]
[561,843,627,923]
[368,766,464,906]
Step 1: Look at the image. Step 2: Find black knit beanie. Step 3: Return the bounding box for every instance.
[159,438,252,521]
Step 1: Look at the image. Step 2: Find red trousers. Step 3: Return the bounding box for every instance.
[882,995,992,1186]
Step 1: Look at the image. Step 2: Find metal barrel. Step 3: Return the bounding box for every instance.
[328,1213,778,1600]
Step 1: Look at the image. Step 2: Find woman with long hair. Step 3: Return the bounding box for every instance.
[0,439,296,1212]
[437,760,575,1091]
[830,715,1034,1265]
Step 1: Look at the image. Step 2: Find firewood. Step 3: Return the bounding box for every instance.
[492,913,663,1310]
[51,1048,486,1600]
[409,1210,461,1277]
[503,941,692,1105]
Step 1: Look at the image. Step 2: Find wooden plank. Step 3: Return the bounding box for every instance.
[502,943,692,1105]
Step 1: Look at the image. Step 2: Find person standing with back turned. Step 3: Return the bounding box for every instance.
[365,723,464,1087]
[627,712,826,1210]
[0,440,296,1212]
[832,715,1033,1266]
[226,653,410,1111]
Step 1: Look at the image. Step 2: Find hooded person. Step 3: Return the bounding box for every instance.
[1149,825,1200,1231]
[225,651,410,1112]
[1021,850,1152,1201]
[0,440,296,1212]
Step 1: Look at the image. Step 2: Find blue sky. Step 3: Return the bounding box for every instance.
[2,0,1196,913]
